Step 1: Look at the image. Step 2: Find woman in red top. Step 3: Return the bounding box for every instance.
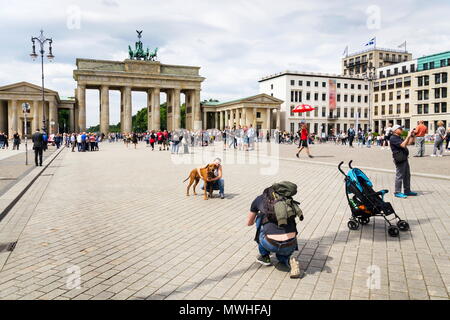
[296,123,313,158]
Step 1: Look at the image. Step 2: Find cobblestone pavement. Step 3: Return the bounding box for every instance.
[0,142,448,300]
[0,146,57,196]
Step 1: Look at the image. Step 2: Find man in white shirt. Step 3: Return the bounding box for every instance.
[76,134,82,152]
[247,124,256,150]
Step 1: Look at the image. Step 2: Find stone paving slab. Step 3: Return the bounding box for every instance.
[0,142,448,300]
[0,146,57,196]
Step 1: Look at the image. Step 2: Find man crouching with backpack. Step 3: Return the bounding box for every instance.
[247,181,303,279]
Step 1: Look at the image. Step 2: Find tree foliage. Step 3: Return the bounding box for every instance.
[87,102,191,133]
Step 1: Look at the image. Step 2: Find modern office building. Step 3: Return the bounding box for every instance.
[411,51,450,131]
[259,71,370,134]
[342,48,412,77]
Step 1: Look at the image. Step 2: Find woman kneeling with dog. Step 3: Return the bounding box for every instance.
[247,181,303,279]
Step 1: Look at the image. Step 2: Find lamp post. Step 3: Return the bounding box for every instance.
[30,30,54,134]
[364,65,376,130]
[22,102,31,165]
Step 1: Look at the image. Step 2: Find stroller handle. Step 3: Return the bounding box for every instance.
[349,160,353,169]
[338,161,346,176]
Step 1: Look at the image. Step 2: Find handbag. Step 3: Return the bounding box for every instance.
[393,150,408,163]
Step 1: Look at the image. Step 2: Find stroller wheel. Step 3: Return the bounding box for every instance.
[397,220,410,231]
[388,226,400,237]
[348,220,359,230]
[358,217,370,225]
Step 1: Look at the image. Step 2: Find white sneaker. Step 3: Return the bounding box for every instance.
[438,155,443,157]
[430,154,436,157]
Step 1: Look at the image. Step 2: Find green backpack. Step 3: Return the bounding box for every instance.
[272,181,303,226]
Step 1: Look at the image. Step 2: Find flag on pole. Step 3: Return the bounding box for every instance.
[364,37,376,47]
[398,41,407,52]
[343,46,348,57]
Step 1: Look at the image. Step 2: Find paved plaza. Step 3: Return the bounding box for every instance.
[0,147,56,196]
[0,141,449,300]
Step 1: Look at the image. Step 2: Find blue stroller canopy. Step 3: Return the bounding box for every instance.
[347,168,373,193]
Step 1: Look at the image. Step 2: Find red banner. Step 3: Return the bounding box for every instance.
[329,79,336,110]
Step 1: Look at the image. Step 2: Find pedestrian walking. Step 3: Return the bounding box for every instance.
[431,120,446,157]
[32,129,44,166]
[295,122,313,158]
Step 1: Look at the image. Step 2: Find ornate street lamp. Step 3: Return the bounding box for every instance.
[30,30,54,133]
[364,65,376,130]
[22,102,31,165]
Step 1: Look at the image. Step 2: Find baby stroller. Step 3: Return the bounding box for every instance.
[338,161,410,237]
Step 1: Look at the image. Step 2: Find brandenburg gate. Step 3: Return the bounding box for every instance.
[73,58,205,133]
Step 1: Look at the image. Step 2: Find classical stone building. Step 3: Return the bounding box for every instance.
[201,94,282,130]
[0,82,75,137]
[73,58,205,133]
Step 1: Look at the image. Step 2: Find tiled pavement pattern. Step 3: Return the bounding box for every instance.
[0,142,448,300]
[0,146,56,196]
[275,142,450,177]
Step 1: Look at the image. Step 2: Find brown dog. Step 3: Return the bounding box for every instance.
[183,164,218,200]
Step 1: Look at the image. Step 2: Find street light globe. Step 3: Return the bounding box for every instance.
[47,54,55,61]
[30,52,38,60]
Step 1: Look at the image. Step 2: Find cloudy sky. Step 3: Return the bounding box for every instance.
[1,0,449,126]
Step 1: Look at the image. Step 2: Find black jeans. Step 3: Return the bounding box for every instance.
[34,147,43,166]
[348,136,354,147]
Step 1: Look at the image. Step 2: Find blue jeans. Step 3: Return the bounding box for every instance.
[201,178,224,195]
[255,216,297,266]
[171,142,180,153]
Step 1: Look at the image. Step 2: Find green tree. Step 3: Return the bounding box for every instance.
[87,101,190,133]
[132,107,148,132]
[58,109,70,133]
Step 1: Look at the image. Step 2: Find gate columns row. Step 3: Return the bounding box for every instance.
[76,85,201,134]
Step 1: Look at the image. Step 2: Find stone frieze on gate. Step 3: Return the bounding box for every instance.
[75,58,202,78]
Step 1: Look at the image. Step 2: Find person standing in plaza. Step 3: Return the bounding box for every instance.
[414,120,428,157]
[0,132,6,149]
[70,133,76,152]
[149,131,156,151]
[347,124,356,148]
[389,125,417,199]
[431,120,446,157]
[222,128,227,151]
[445,126,450,152]
[366,129,373,148]
[132,132,138,149]
[247,124,256,151]
[295,122,313,158]
[171,131,180,154]
[12,132,20,150]
[384,123,393,149]
[32,129,44,167]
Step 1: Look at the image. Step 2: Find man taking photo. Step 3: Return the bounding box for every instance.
[389,125,418,199]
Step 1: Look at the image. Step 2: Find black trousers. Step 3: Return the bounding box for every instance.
[34,147,43,166]
[348,136,354,147]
